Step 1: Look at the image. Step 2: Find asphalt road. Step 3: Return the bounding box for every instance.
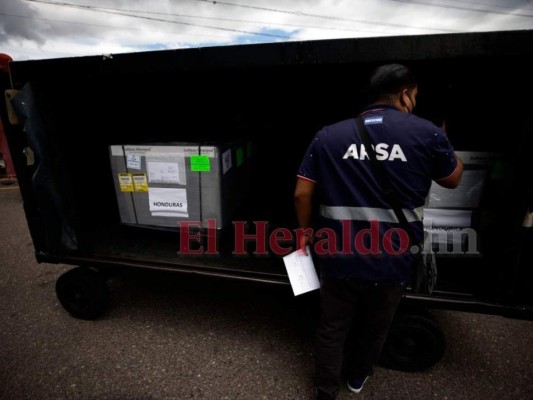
[1,186,532,400]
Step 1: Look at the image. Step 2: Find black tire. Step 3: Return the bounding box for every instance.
[55,267,110,320]
[380,311,446,372]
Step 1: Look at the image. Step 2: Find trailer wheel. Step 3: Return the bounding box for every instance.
[55,267,110,320]
[380,311,445,372]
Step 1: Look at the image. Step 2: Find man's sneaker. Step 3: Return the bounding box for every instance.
[346,375,369,394]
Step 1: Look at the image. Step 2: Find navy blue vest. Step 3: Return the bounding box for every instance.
[297,105,457,282]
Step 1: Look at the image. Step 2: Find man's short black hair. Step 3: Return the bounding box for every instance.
[368,63,417,102]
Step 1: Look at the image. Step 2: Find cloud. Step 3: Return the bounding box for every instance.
[0,0,49,44]
[1,0,532,60]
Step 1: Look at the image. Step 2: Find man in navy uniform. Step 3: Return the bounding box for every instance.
[294,64,463,399]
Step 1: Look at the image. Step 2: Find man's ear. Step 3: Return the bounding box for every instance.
[399,91,407,106]
[399,90,410,113]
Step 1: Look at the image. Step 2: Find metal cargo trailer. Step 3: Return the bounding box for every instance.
[1,30,532,372]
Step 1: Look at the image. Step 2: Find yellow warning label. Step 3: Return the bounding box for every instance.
[118,173,133,192]
[132,173,148,192]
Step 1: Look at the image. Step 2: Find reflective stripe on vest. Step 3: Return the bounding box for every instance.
[319,205,424,223]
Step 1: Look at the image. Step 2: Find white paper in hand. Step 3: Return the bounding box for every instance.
[283,246,320,296]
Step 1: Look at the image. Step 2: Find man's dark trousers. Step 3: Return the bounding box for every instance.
[315,274,405,399]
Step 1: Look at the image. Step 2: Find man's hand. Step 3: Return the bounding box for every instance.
[297,231,314,255]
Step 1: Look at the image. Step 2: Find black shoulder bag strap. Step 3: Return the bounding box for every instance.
[355,116,434,293]
[355,116,418,245]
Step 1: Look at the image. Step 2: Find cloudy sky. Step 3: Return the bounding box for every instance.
[1,0,533,60]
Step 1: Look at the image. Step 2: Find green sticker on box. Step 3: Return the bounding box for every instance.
[236,147,244,167]
[190,155,211,172]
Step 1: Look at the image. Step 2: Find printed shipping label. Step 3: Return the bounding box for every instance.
[236,147,244,167]
[118,173,133,192]
[222,149,232,174]
[126,153,141,170]
[148,187,188,217]
[132,173,148,192]
[146,152,186,185]
[190,155,211,172]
